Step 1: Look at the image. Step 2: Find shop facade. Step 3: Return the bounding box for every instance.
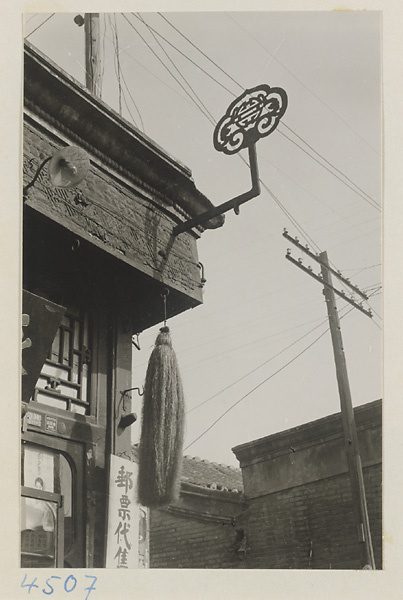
[21,42,221,568]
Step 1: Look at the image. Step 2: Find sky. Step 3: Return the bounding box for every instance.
[24,11,382,467]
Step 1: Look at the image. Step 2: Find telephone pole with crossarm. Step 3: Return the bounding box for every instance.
[284,230,376,570]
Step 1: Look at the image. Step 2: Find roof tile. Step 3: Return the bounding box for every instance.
[132,445,243,493]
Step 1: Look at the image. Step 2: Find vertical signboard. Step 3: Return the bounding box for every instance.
[106,455,139,568]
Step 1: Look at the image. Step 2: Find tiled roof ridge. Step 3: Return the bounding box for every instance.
[183,454,240,471]
[182,480,243,496]
[131,445,243,493]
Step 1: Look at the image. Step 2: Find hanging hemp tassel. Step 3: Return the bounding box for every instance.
[137,290,185,508]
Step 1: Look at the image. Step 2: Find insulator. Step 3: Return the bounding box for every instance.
[298,258,303,264]
[295,237,299,243]
[283,228,288,234]
[308,266,312,271]
[286,248,291,256]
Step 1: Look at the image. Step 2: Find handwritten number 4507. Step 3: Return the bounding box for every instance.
[21,574,97,600]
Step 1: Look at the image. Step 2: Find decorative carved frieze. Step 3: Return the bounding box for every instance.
[23,139,202,301]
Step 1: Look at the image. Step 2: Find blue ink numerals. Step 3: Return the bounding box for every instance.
[21,574,97,600]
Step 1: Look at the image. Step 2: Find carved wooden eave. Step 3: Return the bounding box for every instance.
[23,42,224,233]
[23,42,224,311]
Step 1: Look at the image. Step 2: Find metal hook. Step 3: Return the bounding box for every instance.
[197,262,207,287]
[132,333,141,351]
[121,386,144,397]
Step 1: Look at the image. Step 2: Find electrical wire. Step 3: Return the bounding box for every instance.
[108,16,145,129]
[225,11,379,156]
[25,13,55,39]
[126,14,335,262]
[186,315,330,415]
[128,13,237,96]
[280,122,380,207]
[184,325,330,451]
[147,24,379,258]
[124,12,381,239]
[105,27,213,116]
[158,12,244,93]
[156,11,381,211]
[129,14,329,259]
[137,14,216,126]
[122,14,216,126]
[277,128,381,212]
[109,15,123,115]
[184,285,381,452]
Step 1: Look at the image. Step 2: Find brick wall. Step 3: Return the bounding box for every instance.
[150,510,244,569]
[233,401,382,570]
[238,464,381,569]
[149,485,245,569]
[147,403,381,570]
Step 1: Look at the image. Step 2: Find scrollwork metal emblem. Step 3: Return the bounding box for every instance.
[213,84,288,155]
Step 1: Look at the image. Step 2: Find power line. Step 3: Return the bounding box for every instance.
[184,283,381,452]
[181,319,328,374]
[128,13,237,97]
[109,15,123,115]
[183,278,380,411]
[108,16,382,330]
[280,122,380,207]
[126,14,337,263]
[25,13,55,39]
[130,12,380,230]
[344,264,381,274]
[136,13,216,125]
[122,14,215,126]
[130,16,331,258]
[157,12,381,210]
[225,12,379,155]
[233,149,323,255]
[103,29,203,121]
[108,16,145,129]
[186,315,330,415]
[158,12,244,93]
[184,325,330,451]
[277,129,381,212]
[119,62,144,130]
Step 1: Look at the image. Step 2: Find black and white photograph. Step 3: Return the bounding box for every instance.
[1,1,403,598]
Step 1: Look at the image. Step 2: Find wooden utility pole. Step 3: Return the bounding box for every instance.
[84,13,103,97]
[284,231,376,569]
[320,251,375,569]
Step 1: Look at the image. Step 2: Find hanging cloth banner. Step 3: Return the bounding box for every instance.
[106,454,139,569]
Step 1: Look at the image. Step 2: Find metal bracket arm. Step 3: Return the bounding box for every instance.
[173,144,260,236]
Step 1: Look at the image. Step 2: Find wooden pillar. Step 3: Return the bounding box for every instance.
[84,13,103,97]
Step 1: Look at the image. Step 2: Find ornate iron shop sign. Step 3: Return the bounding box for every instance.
[174,84,288,236]
[213,84,288,155]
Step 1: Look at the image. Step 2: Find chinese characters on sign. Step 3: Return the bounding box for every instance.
[106,455,140,568]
